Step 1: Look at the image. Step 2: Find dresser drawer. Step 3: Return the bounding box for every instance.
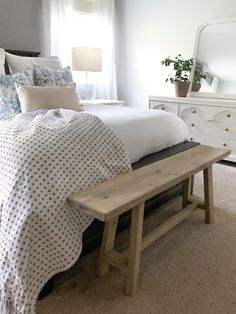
[184,121,205,143]
[203,137,236,157]
[180,103,236,122]
[149,101,178,115]
[183,118,236,140]
[188,134,235,159]
[179,104,206,120]
[213,108,236,123]
[215,122,236,139]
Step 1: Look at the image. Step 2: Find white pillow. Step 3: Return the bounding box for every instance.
[6,52,62,74]
[0,48,6,75]
[16,84,82,113]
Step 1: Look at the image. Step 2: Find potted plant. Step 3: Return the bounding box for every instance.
[161,54,207,97]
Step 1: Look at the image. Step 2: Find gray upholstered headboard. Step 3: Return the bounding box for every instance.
[4,49,40,74]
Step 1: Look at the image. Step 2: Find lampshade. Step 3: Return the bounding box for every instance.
[72,47,102,72]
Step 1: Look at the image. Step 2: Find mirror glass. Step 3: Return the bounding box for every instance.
[189,17,236,99]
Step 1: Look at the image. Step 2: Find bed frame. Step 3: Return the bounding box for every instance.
[3,50,200,297]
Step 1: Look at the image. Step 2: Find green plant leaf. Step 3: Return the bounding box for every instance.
[161,54,207,84]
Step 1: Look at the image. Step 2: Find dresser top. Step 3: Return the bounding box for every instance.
[149,95,236,107]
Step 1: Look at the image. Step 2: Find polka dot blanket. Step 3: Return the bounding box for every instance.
[0,109,131,314]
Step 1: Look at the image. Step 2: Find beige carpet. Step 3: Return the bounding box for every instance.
[37,162,236,314]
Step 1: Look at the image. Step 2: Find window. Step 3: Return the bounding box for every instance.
[71,0,101,85]
[42,0,116,99]
[71,2,99,49]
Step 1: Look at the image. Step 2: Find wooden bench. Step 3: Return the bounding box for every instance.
[67,145,230,296]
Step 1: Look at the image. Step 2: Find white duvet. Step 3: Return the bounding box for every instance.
[83,104,190,163]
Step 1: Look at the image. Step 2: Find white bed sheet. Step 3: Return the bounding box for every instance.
[83,104,189,163]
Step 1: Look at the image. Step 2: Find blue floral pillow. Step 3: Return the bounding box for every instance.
[33,65,73,86]
[0,69,34,115]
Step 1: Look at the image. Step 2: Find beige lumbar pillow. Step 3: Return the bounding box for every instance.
[16,84,82,113]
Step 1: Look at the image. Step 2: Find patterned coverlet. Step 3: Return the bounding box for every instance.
[0,109,131,314]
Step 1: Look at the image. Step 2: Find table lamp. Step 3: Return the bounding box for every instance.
[72,47,102,100]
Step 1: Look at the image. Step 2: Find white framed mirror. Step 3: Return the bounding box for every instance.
[188,16,236,100]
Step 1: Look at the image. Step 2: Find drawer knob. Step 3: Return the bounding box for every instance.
[161,106,165,110]
[223,143,227,147]
[192,110,196,114]
[225,128,229,132]
[227,113,231,118]
[191,123,195,127]
[190,137,193,141]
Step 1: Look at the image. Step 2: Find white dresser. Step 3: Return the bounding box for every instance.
[149,95,236,162]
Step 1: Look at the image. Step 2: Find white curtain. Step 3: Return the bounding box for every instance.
[42,0,117,99]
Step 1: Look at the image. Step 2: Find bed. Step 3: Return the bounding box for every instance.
[0,50,199,309]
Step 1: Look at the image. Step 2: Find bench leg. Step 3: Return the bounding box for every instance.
[190,175,194,195]
[203,166,214,224]
[97,216,118,276]
[125,202,144,296]
[182,178,191,209]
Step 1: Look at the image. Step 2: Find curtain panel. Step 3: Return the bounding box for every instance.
[42,0,117,99]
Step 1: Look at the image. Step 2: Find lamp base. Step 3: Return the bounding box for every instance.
[77,84,96,100]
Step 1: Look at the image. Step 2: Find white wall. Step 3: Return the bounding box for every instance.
[0,0,42,52]
[116,0,236,108]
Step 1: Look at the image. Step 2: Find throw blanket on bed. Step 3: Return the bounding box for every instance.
[0,110,131,314]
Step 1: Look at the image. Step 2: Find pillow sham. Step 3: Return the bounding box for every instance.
[5,52,62,74]
[0,69,34,115]
[16,84,82,113]
[33,65,73,87]
[0,48,6,75]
